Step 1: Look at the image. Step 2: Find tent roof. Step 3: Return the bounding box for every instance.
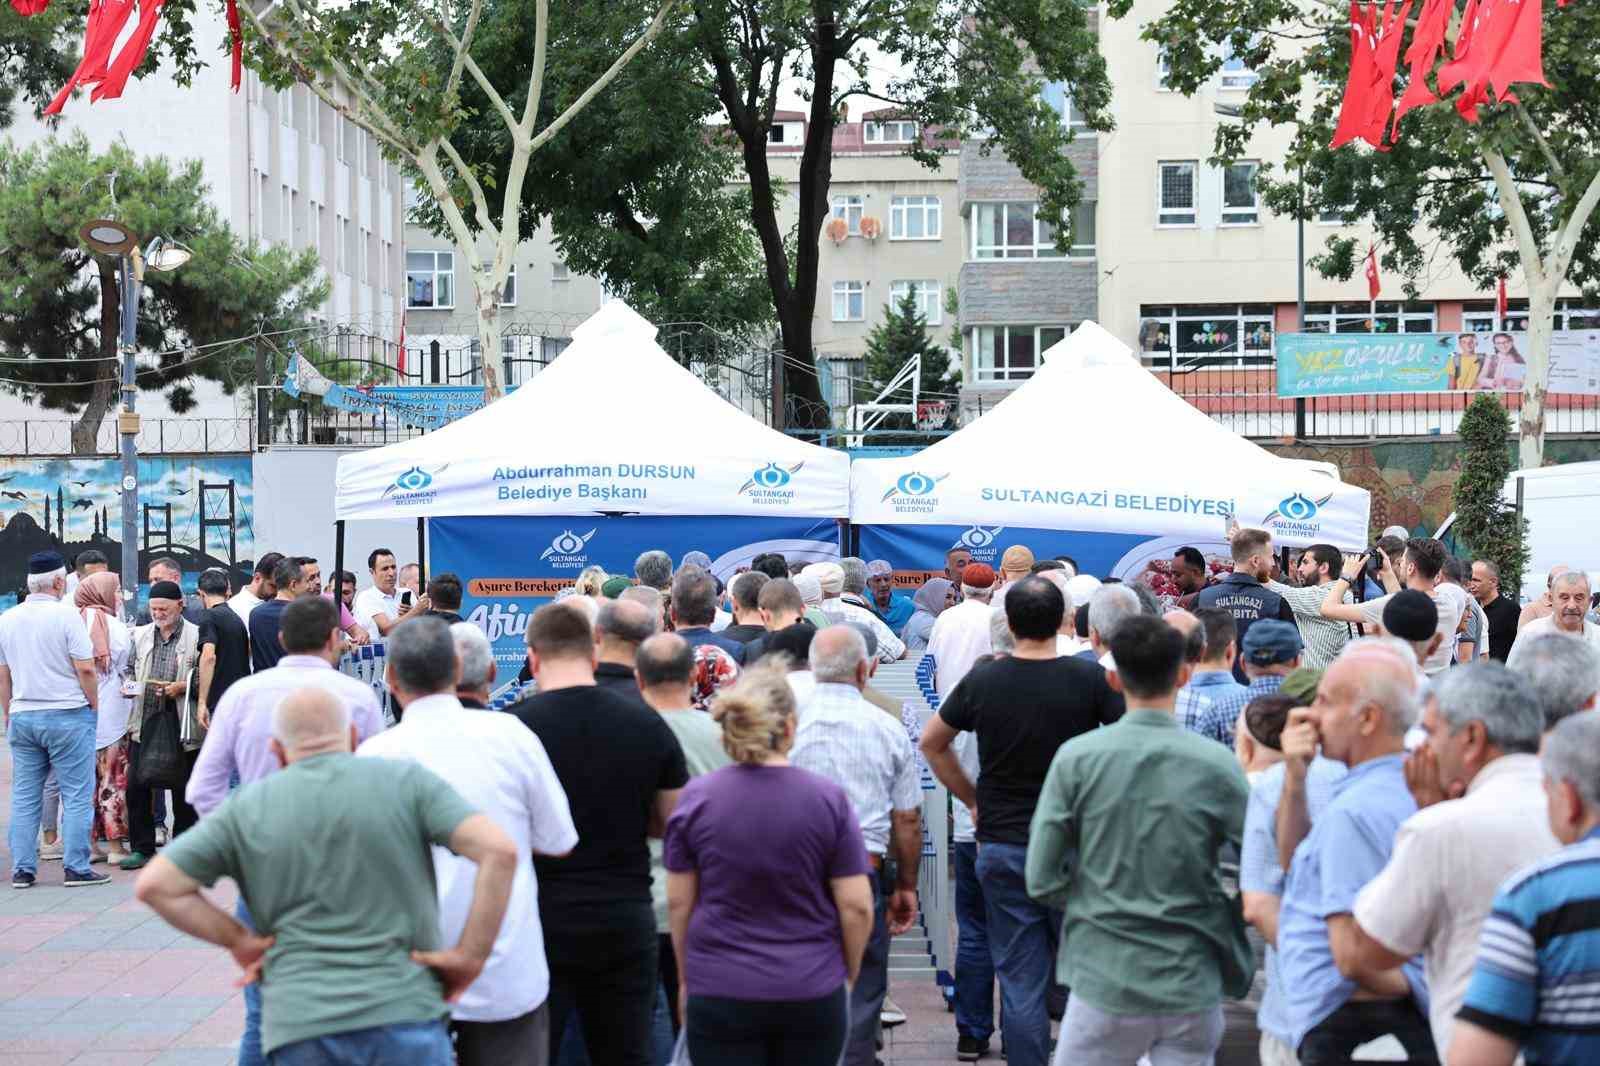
[850,322,1371,547]
[335,303,850,519]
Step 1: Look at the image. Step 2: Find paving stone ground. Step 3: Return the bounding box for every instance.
[0,742,1261,1065]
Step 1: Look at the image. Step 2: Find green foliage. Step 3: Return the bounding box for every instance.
[1126,0,1600,296]
[0,134,327,418]
[1453,394,1529,589]
[861,289,957,431]
[437,0,773,327]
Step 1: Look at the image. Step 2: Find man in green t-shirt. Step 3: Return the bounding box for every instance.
[134,686,519,1063]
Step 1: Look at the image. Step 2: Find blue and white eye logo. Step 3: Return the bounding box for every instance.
[958,525,1004,551]
[1262,492,1334,533]
[540,528,599,569]
[381,463,449,503]
[738,461,803,505]
[881,471,947,503]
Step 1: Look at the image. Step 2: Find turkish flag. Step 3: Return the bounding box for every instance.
[9,0,51,13]
[1365,0,1413,147]
[1485,0,1548,101]
[1498,276,1509,319]
[227,0,242,92]
[1366,247,1382,300]
[1440,0,1548,122]
[1331,2,1379,149]
[397,313,407,377]
[44,0,135,114]
[1392,0,1452,133]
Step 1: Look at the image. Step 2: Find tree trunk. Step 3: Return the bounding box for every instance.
[1518,284,1555,470]
[475,280,505,401]
[73,264,122,455]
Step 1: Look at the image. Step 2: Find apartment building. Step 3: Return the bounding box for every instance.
[4,6,405,422]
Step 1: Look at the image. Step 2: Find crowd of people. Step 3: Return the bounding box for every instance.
[0,528,1598,1066]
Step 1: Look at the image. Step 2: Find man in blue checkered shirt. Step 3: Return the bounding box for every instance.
[1193,620,1304,746]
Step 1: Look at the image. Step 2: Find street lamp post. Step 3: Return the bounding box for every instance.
[79,221,191,618]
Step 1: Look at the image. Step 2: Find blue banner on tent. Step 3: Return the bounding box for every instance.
[432,514,843,677]
[858,523,1174,590]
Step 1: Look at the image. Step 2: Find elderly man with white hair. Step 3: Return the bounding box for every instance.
[1274,639,1438,1065]
[1449,713,1600,1066]
[1509,569,1600,654]
[1506,629,1600,734]
[362,617,577,1066]
[0,550,100,889]
[137,684,521,1065]
[927,562,1000,696]
[451,623,498,708]
[791,625,922,1066]
[1342,663,1558,1056]
[1086,583,1142,667]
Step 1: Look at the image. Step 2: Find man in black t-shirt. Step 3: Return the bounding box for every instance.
[507,601,687,1066]
[194,569,251,731]
[1470,559,1521,661]
[921,577,1123,1066]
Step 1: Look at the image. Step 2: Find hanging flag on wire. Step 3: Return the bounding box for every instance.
[1331,0,1413,150]
[1366,247,1383,300]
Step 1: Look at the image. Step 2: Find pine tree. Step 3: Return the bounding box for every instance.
[860,289,957,435]
[1453,395,1529,592]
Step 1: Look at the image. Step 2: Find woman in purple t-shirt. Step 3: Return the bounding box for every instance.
[664,663,874,1065]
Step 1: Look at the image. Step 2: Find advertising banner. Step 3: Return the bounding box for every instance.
[432,514,842,676]
[369,386,493,429]
[1276,330,1600,397]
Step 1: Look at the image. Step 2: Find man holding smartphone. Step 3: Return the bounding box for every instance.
[355,549,430,639]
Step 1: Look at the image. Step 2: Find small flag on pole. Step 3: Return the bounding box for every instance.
[1497,275,1508,321]
[1365,246,1382,300]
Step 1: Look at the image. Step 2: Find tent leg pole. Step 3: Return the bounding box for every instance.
[333,520,345,613]
[417,517,427,588]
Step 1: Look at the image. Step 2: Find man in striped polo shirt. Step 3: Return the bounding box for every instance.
[1450,712,1600,1065]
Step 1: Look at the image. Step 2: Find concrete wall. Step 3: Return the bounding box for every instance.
[252,448,419,584]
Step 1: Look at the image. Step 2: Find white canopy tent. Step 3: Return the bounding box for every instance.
[335,302,851,520]
[852,322,1371,566]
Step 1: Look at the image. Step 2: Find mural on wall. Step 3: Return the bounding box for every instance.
[1267,437,1600,540]
[0,455,255,609]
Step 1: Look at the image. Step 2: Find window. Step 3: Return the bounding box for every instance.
[1221,162,1260,225]
[1158,161,1198,226]
[280,87,294,128]
[314,204,325,254]
[500,265,517,306]
[1462,300,1531,335]
[380,240,392,292]
[1317,205,1350,225]
[768,121,804,144]
[336,116,348,163]
[890,195,941,240]
[831,195,864,235]
[864,120,917,143]
[1040,81,1090,131]
[1219,42,1259,89]
[1304,301,1435,334]
[1138,304,1276,368]
[358,129,370,176]
[974,325,1070,382]
[406,250,455,308]
[362,228,375,285]
[552,261,570,282]
[973,202,1064,259]
[832,280,865,321]
[307,99,320,145]
[335,215,348,274]
[1068,201,1096,257]
[890,281,942,325]
[1156,45,1176,90]
[279,185,291,244]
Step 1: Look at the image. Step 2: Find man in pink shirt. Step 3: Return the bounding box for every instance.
[299,557,370,645]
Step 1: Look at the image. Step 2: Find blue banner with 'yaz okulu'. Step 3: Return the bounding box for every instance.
[1276,330,1600,397]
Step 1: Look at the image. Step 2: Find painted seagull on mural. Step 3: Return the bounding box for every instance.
[71,480,92,488]
[71,499,95,510]
[2,491,28,501]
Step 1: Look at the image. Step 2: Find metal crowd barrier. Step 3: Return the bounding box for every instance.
[337,641,396,726]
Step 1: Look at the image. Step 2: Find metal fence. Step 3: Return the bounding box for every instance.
[1154,362,1600,439]
[0,418,253,457]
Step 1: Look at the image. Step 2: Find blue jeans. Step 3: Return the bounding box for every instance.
[237,898,265,1066]
[976,842,1062,1066]
[269,1019,452,1065]
[953,842,995,1042]
[7,708,96,875]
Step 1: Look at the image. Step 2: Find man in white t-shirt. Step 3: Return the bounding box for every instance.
[0,552,103,888]
[1320,537,1465,675]
[228,552,284,630]
[359,616,576,1066]
[1510,570,1600,656]
[354,548,429,639]
[927,563,998,696]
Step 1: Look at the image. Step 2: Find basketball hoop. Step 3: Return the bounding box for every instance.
[915,400,949,431]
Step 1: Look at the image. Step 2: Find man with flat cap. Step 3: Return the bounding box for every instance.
[121,580,206,871]
[1190,619,1305,748]
[0,551,106,888]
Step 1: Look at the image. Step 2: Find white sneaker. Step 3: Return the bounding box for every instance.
[880,997,907,1027]
[155,826,168,848]
[38,838,63,862]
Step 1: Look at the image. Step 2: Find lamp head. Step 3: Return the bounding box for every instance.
[79,218,136,256]
[145,237,192,272]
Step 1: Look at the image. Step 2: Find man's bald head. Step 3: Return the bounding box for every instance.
[1164,609,1206,665]
[598,598,658,648]
[271,687,353,764]
[810,624,870,686]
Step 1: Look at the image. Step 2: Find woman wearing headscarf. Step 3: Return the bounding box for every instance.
[75,571,133,862]
[902,578,955,655]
